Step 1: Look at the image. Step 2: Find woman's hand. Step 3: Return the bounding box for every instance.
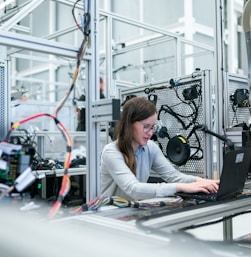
[176,178,220,194]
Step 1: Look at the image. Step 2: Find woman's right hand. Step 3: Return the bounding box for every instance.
[176,179,219,194]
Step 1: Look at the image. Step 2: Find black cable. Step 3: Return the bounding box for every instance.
[155,82,203,163]
[196,124,235,150]
[158,82,202,132]
[159,105,188,130]
[187,129,204,161]
[231,104,239,125]
[181,209,251,231]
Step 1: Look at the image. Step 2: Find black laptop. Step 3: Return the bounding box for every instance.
[176,148,251,202]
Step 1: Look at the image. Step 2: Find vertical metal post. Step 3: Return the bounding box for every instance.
[86,0,100,202]
[243,0,251,119]
[223,218,233,241]
[214,0,225,170]
[176,37,181,77]
[37,135,45,159]
[202,70,215,179]
[106,15,113,98]
[0,47,9,141]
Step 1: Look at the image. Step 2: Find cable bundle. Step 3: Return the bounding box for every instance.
[70,196,184,214]
[135,197,183,210]
[70,195,112,214]
[2,113,72,218]
[48,174,71,218]
[0,1,91,218]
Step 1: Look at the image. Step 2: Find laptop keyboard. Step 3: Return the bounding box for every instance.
[176,192,218,202]
[190,192,217,201]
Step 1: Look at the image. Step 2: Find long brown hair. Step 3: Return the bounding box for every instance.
[114,97,157,175]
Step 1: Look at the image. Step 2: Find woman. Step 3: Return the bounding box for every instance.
[100,97,219,201]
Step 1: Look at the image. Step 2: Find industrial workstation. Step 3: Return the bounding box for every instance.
[1,1,251,256]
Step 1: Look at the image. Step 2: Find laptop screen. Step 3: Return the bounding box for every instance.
[217,148,251,200]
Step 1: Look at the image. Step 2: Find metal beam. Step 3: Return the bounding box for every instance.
[0,30,78,58]
[0,0,45,31]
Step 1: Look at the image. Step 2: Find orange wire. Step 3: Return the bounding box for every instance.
[3,112,72,218]
[3,23,88,218]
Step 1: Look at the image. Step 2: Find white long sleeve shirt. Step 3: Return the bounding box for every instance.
[100,140,197,201]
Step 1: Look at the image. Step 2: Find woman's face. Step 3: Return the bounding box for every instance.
[131,113,157,151]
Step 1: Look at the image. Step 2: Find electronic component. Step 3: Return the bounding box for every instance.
[230,89,249,107]
[15,167,35,192]
[0,142,31,190]
[182,85,198,100]
[166,135,191,166]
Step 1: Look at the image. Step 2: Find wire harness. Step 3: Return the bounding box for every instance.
[70,195,184,214]
[0,0,91,218]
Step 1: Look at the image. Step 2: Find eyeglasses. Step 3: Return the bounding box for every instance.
[140,123,159,133]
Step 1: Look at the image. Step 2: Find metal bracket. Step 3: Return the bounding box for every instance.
[90,98,120,122]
